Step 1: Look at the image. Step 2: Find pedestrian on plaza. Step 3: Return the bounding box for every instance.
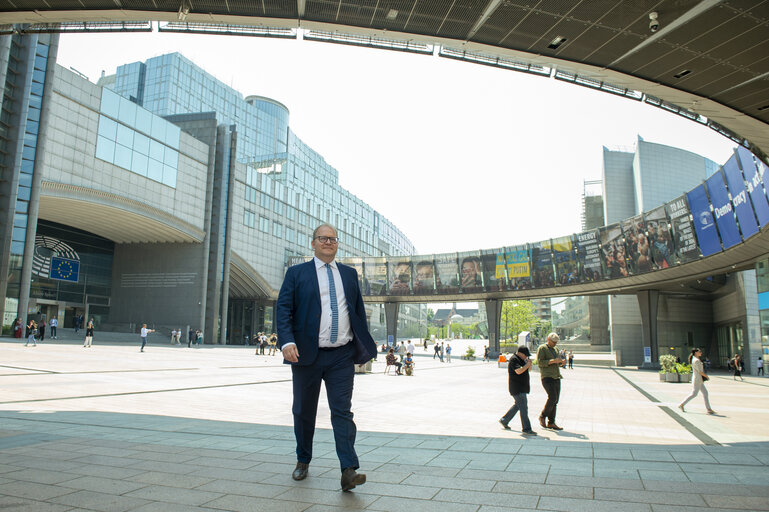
[275,223,376,491]
[423,338,428,351]
[483,346,490,362]
[386,348,402,375]
[433,342,440,360]
[397,341,406,362]
[499,345,537,435]
[568,351,574,369]
[732,354,743,381]
[25,320,37,347]
[261,332,268,354]
[74,314,82,334]
[536,332,564,430]
[188,327,195,348]
[84,319,94,348]
[13,318,23,338]
[38,320,46,342]
[140,323,154,352]
[171,329,177,345]
[678,348,715,414]
[406,340,415,356]
[439,341,445,362]
[270,333,278,355]
[196,329,203,346]
[446,343,452,363]
[49,316,58,339]
[757,356,764,376]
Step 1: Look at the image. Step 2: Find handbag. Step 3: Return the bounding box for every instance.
[701,374,710,381]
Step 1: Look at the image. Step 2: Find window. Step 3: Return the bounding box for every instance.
[259,216,269,233]
[260,193,271,209]
[244,210,255,228]
[273,222,283,238]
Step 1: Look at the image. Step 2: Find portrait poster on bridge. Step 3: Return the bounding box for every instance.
[552,235,579,285]
[665,195,701,263]
[621,215,648,275]
[735,147,769,227]
[413,258,437,295]
[434,253,459,294]
[722,154,759,239]
[459,251,483,292]
[505,245,532,290]
[482,248,506,292]
[685,186,721,257]
[575,230,601,282]
[644,206,674,269]
[599,224,629,278]
[531,241,555,288]
[363,257,388,295]
[388,258,412,295]
[706,171,741,249]
[346,258,368,295]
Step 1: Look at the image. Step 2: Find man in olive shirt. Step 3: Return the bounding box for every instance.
[536,332,564,430]
[499,346,537,435]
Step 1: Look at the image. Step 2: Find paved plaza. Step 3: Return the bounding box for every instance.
[1,337,769,511]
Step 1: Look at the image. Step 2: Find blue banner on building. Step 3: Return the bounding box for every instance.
[49,256,79,282]
[722,154,759,239]
[735,147,769,227]
[686,185,721,256]
[706,171,741,249]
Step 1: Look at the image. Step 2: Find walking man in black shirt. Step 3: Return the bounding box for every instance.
[499,346,537,435]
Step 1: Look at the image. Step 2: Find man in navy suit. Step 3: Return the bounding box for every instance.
[276,224,377,492]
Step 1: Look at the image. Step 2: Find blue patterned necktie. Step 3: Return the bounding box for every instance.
[326,264,338,343]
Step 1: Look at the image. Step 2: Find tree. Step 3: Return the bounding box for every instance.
[426,308,435,325]
[500,300,538,341]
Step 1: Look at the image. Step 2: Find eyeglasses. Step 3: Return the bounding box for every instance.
[314,236,339,244]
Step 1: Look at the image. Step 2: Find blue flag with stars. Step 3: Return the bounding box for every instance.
[50,256,79,282]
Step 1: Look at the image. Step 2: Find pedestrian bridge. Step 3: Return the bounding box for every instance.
[310,146,769,305]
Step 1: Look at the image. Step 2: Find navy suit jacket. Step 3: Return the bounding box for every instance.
[276,259,377,366]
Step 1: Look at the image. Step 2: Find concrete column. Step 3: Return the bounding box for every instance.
[485,299,502,356]
[18,34,59,322]
[384,302,398,344]
[637,290,660,368]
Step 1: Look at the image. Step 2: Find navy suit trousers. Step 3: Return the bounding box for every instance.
[292,343,358,471]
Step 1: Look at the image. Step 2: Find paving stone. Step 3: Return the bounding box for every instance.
[123,484,223,506]
[366,495,482,512]
[537,496,652,511]
[703,494,769,510]
[403,473,495,491]
[2,468,81,485]
[433,488,539,508]
[494,480,593,499]
[126,470,215,489]
[595,487,705,506]
[457,468,546,484]
[195,478,291,498]
[272,487,379,508]
[49,489,150,512]
[58,475,148,494]
[0,495,72,511]
[546,474,644,489]
[0,481,75,501]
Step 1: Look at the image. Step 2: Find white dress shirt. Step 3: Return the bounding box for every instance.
[315,257,353,347]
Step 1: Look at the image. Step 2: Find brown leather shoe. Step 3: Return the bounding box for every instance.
[341,467,366,491]
[538,416,546,428]
[292,462,309,481]
[546,423,563,430]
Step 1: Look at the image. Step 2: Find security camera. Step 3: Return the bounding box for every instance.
[649,12,659,33]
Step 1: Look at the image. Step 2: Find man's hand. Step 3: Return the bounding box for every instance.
[282,344,299,363]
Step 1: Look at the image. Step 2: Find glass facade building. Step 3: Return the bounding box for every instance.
[105,53,414,262]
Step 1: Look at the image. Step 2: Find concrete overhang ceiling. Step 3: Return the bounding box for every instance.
[2,1,768,158]
[39,182,205,243]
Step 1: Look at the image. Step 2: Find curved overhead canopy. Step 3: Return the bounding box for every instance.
[40,182,205,243]
[229,252,274,299]
[2,1,769,158]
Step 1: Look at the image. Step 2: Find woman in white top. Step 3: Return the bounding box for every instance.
[679,348,715,414]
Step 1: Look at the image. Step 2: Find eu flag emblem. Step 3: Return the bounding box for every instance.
[50,257,79,282]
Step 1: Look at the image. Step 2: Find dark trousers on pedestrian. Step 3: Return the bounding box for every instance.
[501,392,531,431]
[759,367,764,376]
[291,343,358,471]
[540,377,561,424]
[50,326,56,338]
[140,336,147,351]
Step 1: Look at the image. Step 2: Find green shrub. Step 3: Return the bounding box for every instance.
[675,363,692,374]
[465,347,475,358]
[659,354,676,373]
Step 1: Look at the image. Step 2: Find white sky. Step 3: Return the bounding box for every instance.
[57,30,737,256]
